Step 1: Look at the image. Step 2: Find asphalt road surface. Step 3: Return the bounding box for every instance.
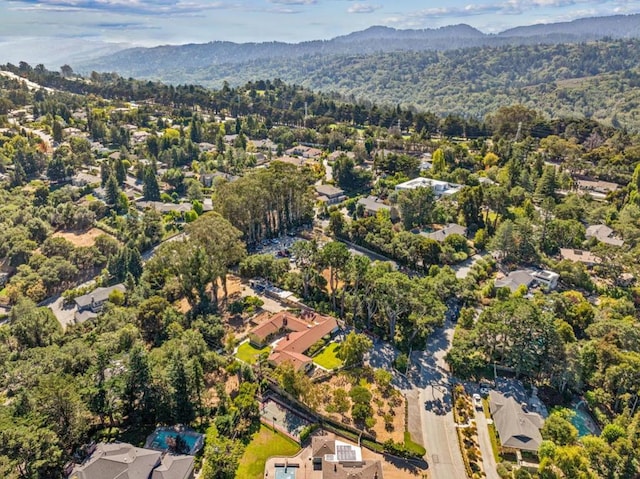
[411,317,467,479]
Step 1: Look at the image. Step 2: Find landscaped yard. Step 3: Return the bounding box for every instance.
[235,341,270,364]
[313,342,343,370]
[235,425,300,479]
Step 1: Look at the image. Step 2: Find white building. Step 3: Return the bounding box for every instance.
[395,177,462,197]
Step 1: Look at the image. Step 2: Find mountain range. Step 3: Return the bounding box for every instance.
[77,14,640,78]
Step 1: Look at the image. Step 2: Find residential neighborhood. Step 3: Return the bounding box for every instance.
[0,64,639,479]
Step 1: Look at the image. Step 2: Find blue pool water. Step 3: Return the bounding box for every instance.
[146,429,204,454]
[571,403,600,437]
[275,466,297,479]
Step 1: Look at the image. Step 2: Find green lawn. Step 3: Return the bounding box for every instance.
[235,341,270,364]
[313,342,343,370]
[404,431,427,457]
[235,425,300,479]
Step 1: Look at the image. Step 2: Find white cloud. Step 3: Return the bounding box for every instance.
[268,0,316,5]
[347,2,381,14]
[8,0,230,15]
[380,0,639,28]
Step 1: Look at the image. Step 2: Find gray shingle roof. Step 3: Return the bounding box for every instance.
[70,443,194,479]
[495,270,535,292]
[423,223,467,242]
[489,391,543,452]
[586,224,624,246]
[70,443,161,479]
[74,284,126,309]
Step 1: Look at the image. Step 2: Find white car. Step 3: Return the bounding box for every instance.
[473,393,483,410]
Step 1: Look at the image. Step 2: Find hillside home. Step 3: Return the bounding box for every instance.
[249,311,339,371]
[586,224,624,246]
[75,284,126,314]
[395,177,462,197]
[576,178,620,195]
[489,391,544,453]
[68,442,194,479]
[311,437,384,479]
[135,201,193,218]
[495,269,559,292]
[286,145,323,159]
[74,284,126,323]
[422,223,467,242]
[559,248,601,267]
[357,195,399,220]
[315,184,347,205]
[72,171,101,187]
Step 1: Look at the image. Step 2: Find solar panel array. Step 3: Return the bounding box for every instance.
[336,445,357,462]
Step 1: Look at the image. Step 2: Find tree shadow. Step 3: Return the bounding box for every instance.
[382,453,429,474]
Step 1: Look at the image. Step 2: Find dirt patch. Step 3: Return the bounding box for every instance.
[309,370,405,443]
[204,370,240,408]
[176,298,191,314]
[321,268,345,293]
[224,274,243,299]
[53,227,113,248]
[172,275,246,316]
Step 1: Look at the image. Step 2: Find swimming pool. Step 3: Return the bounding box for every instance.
[145,427,204,455]
[275,465,297,479]
[571,402,601,437]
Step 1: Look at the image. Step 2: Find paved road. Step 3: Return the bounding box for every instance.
[367,315,467,479]
[7,114,53,153]
[475,409,499,479]
[322,158,333,182]
[453,254,483,279]
[410,317,467,479]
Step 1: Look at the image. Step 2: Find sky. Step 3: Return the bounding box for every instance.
[0,0,639,50]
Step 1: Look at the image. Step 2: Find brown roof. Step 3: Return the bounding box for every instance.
[312,438,383,479]
[322,460,383,479]
[559,248,601,264]
[250,311,308,343]
[272,315,338,357]
[269,351,312,371]
[312,437,336,457]
[259,312,339,371]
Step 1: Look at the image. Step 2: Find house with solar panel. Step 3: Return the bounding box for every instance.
[311,437,383,479]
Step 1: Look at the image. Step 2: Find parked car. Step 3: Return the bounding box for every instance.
[473,393,483,410]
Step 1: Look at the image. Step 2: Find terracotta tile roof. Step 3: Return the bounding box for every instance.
[272,315,338,357]
[250,311,308,343]
[251,311,339,371]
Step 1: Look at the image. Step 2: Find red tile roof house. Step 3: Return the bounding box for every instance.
[248,311,339,371]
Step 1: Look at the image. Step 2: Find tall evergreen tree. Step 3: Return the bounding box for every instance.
[169,352,194,425]
[143,167,160,201]
[105,174,120,206]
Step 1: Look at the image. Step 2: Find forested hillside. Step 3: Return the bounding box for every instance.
[80,14,640,76]
[90,40,640,131]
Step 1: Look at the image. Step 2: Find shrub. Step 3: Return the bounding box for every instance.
[299,424,319,443]
[394,353,409,373]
